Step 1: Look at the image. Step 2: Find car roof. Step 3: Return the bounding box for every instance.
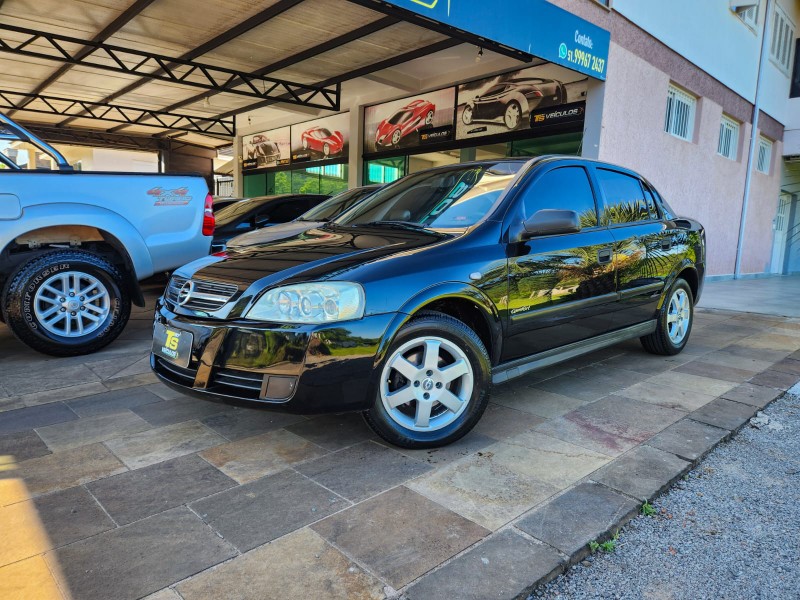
[242,193,328,204]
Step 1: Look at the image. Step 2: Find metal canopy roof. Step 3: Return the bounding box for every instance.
[0,0,534,149]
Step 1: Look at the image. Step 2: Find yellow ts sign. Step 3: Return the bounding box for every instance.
[410,0,439,8]
[165,330,180,351]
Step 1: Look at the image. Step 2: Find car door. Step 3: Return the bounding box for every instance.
[592,167,680,329]
[501,164,618,362]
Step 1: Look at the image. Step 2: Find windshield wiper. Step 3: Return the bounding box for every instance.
[352,220,427,229]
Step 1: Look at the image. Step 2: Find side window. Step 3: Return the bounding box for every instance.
[596,168,651,224]
[641,183,660,219]
[522,166,598,229]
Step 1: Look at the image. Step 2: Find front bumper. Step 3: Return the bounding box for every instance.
[150,298,397,414]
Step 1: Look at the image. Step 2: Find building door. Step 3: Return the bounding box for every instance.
[771,193,792,274]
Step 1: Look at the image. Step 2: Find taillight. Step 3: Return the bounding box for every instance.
[202,193,215,236]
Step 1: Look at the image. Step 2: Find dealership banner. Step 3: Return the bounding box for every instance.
[456,63,588,141]
[241,126,290,171]
[364,87,456,155]
[382,0,610,80]
[290,112,350,164]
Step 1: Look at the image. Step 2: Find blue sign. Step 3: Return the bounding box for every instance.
[383,0,610,80]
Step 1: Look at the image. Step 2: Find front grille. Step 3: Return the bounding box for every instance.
[166,275,238,312]
[211,368,264,399]
[154,356,197,385]
[155,356,264,400]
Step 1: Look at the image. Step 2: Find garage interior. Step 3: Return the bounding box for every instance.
[0,0,549,194]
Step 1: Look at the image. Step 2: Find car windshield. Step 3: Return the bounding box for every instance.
[333,162,523,229]
[316,128,332,138]
[388,110,413,125]
[301,187,376,222]
[483,84,507,96]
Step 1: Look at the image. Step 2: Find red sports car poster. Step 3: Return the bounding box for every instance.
[456,62,588,141]
[241,126,291,170]
[363,87,456,155]
[290,112,350,163]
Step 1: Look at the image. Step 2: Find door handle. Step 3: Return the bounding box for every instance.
[661,236,674,250]
[597,247,613,264]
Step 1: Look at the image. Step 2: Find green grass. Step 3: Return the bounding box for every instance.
[641,501,657,517]
[589,531,619,553]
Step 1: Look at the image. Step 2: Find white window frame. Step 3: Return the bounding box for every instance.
[756,137,773,174]
[734,2,759,30]
[769,3,796,75]
[664,85,697,142]
[717,115,740,160]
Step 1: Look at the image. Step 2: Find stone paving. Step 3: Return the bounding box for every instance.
[1,280,799,600]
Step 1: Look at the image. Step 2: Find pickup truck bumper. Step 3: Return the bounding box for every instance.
[150,298,395,414]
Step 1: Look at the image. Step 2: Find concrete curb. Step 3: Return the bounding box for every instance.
[508,382,793,599]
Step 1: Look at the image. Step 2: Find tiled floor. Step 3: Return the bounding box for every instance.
[1,281,799,600]
[699,274,800,317]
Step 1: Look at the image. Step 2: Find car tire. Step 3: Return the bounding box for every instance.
[302,138,308,150]
[555,84,566,104]
[2,250,131,357]
[391,130,402,146]
[462,105,473,125]
[640,277,693,356]
[323,143,330,157]
[425,110,434,125]
[363,311,491,449]
[504,101,522,129]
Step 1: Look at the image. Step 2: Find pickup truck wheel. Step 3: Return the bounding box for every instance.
[2,250,131,356]
[640,278,693,356]
[363,312,491,449]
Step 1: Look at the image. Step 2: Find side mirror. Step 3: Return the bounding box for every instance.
[521,209,581,239]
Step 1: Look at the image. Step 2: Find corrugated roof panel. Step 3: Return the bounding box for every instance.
[198,0,381,72]
[271,22,447,84]
[107,0,286,57]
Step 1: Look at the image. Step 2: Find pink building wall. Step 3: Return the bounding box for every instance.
[595,44,782,276]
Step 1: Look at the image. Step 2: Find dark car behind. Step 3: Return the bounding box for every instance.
[211,193,329,253]
[226,185,381,249]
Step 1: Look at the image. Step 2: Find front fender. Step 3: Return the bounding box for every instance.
[373,282,503,367]
[6,203,154,279]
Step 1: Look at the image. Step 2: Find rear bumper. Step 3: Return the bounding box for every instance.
[150,298,396,414]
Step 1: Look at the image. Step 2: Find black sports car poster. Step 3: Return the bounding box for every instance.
[290,112,350,164]
[241,126,290,171]
[363,87,456,155]
[456,63,589,141]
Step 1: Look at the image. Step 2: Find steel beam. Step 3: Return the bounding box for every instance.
[0,89,235,136]
[19,122,229,151]
[0,23,340,109]
[214,37,460,120]
[7,0,157,117]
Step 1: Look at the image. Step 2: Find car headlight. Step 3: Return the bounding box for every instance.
[246,282,365,324]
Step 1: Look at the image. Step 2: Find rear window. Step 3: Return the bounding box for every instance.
[596,168,653,224]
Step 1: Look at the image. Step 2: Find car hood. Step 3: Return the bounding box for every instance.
[182,225,454,290]
[226,221,322,248]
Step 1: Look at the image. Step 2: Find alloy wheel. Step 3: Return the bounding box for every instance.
[391,130,402,146]
[504,103,521,129]
[33,271,111,337]
[425,110,434,125]
[666,288,691,344]
[462,105,473,125]
[380,336,474,432]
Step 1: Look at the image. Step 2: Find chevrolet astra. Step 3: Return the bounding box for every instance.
[151,156,705,448]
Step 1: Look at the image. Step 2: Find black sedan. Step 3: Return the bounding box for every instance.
[463,77,567,129]
[225,185,380,249]
[210,193,329,253]
[152,157,705,448]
